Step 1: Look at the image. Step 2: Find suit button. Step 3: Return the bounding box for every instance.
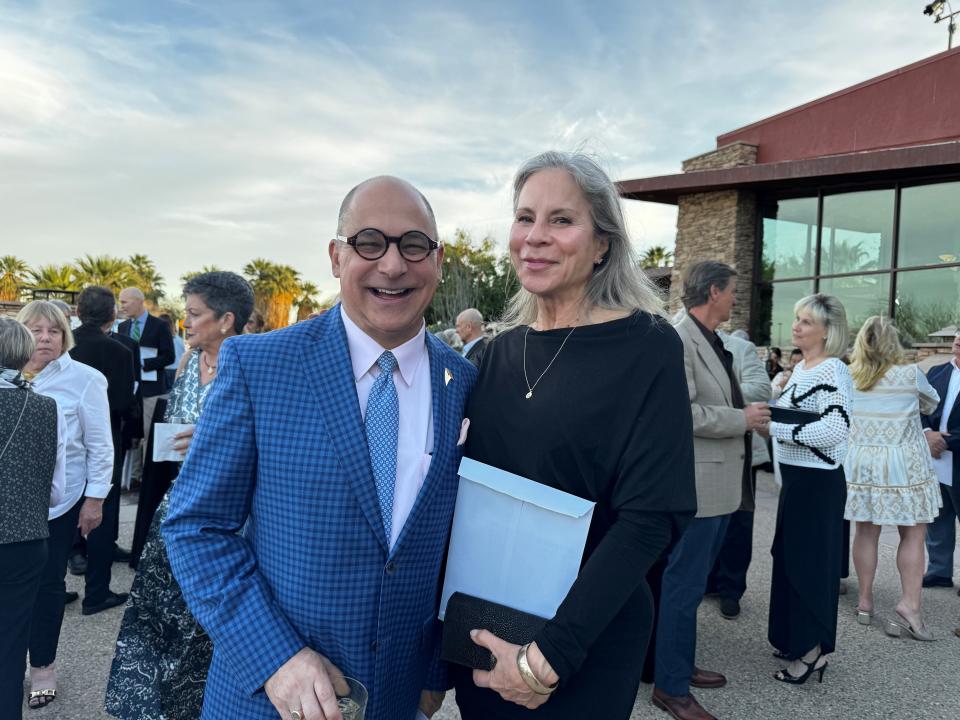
[370,640,378,651]
[740,454,745,459]
[385,561,397,574]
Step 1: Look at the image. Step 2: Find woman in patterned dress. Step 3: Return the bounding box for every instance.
[105,272,254,719]
[844,316,940,640]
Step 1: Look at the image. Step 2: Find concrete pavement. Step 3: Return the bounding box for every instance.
[26,472,960,719]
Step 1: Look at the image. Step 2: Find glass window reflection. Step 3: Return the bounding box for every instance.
[895,267,960,345]
[761,197,817,281]
[898,181,960,269]
[820,274,890,339]
[820,190,894,275]
[764,279,815,349]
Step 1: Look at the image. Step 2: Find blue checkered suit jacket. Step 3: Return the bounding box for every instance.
[163,306,476,720]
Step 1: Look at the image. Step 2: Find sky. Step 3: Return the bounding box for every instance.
[0,0,951,299]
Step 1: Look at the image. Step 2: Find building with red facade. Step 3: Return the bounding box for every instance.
[620,47,960,347]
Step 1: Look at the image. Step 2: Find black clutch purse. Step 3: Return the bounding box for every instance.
[441,592,547,670]
[769,405,820,424]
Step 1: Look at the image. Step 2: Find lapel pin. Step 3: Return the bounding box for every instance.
[444,368,453,386]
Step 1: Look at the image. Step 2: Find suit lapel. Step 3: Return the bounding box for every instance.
[684,317,733,405]
[929,363,952,427]
[392,334,453,556]
[301,309,388,552]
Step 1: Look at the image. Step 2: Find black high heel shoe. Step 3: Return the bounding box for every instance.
[773,653,827,685]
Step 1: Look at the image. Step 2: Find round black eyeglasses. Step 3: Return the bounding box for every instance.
[337,228,439,262]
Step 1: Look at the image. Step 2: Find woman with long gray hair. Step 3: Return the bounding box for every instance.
[452,151,697,719]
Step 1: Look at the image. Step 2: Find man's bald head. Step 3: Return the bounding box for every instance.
[337,176,438,240]
[455,308,484,344]
[119,287,145,318]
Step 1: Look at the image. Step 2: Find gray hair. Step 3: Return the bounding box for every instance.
[794,293,849,358]
[0,318,35,370]
[457,308,483,326]
[681,261,738,310]
[182,271,255,335]
[17,300,75,354]
[501,151,664,328]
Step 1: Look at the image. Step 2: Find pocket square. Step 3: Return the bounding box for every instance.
[458,418,470,446]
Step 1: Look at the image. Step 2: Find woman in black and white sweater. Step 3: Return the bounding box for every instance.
[767,293,852,686]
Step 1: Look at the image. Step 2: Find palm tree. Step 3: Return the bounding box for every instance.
[128,254,166,306]
[640,245,674,269]
[0,255,30,301]
[29,264,80,292]
[243,259,301,330]
[295,281,322,321]
[74,254,135,293]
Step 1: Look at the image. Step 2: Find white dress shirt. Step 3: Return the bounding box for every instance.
[0,380,67,508]
[31,353,114,519]
[929,359,960,487]
[341,307,433,550]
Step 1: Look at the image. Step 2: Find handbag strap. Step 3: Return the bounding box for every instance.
[0,392,30,465]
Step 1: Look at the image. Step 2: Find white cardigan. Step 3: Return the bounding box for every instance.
[770,357,853,470]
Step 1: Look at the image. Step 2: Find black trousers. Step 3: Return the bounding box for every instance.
[29,498,82,668]
[84,483,120,606]
[707,509,755,601]
[0,539,47,720]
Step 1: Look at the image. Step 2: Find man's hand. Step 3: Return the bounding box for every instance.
[78,498,104,538]
[743,402,771,433]
[264,648,349,720]
[470,630,554,710]
[418,690,444,717]
[926,430,949,459]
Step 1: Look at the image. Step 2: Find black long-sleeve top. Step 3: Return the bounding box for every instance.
[453,312,696,720]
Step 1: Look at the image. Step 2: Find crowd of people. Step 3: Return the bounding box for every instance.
[0,151,957,720]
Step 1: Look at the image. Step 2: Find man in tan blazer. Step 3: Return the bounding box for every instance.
[652,261,770,720]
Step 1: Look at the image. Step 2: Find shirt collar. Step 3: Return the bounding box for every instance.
[136,310,149,327]
[462,337,481,355]
[340,306,427,388]
[33,352,72,382]
[951,357,960,373]
[689,313,722,349]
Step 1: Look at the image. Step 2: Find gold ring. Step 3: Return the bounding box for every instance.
[290,710,303,720]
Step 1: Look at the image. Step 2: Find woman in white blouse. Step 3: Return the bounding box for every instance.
[767,294,852,686]
[844,316,940,640]
[16,301,113,710]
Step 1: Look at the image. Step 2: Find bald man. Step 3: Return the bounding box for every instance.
[455,308,487,368]
[118,287,174,482]
[164,176,477,720]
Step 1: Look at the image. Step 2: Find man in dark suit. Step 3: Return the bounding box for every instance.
[921,333,960,589]
[118,287,174,483]
[69,286,136,614]
[455,308,487,368]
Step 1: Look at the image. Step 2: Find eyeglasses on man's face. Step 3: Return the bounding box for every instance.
[337,228,439,262]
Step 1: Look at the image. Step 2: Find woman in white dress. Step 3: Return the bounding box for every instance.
[844,316,941,640]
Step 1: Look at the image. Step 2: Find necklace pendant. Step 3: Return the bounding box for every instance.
[525,390,533,399]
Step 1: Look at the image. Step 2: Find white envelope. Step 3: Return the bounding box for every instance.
[140,346,158,382]
[438,457,595,621]
[152,422,195,462]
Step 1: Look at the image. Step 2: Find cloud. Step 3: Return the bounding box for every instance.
[0,0,949,299]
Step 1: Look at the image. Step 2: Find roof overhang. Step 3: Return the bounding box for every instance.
[617,141,960,205]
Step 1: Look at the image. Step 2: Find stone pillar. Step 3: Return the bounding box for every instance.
[669,142,758,333]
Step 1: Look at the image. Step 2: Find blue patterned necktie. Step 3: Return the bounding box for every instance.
[365,351,399,543]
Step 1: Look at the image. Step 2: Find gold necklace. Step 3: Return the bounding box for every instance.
[201,351,218,375]
[522,324,577,399]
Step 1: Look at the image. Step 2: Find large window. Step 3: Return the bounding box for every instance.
[754,179,960,347]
